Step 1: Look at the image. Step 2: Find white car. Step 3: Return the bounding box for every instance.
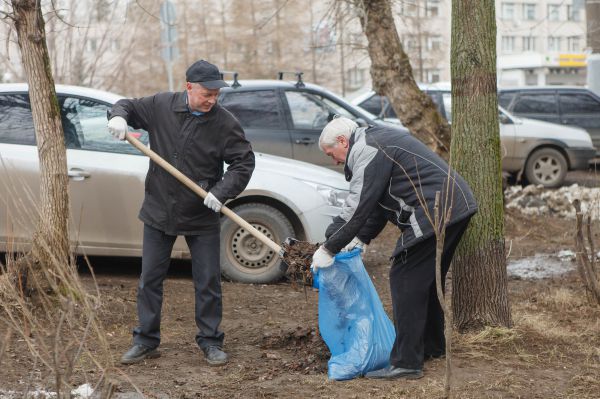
[0,84,348,283]
[352,87,596,188]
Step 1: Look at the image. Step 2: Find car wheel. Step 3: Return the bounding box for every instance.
[220,203,294,284]
[524,148,567,188]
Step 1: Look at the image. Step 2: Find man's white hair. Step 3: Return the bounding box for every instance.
[318,116,358,150]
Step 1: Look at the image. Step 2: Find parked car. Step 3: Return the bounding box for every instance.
[0,83,349,284]
[498,87,600,155]
[352,86,595,188]
[216,76,397,170]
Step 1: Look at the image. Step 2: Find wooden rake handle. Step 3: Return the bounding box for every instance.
[125,133,283,254]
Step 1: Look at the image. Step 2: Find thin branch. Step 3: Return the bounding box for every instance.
[134,0,162,22]
[256,0,291,30]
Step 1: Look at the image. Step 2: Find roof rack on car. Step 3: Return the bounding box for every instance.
[277,71,305,88]
[220,71,241,88]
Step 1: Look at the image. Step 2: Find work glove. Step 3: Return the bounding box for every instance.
[107,116,128,140]
[311,245,334,270]
[342,237,366,252]
[204,192,222,212]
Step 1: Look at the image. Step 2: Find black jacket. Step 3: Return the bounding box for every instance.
[324,125,477,257]
[110,91,255,235]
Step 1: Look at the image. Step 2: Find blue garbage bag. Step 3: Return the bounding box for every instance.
[312,248,396,380]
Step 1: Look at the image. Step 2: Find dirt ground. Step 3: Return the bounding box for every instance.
[2,184,600,398]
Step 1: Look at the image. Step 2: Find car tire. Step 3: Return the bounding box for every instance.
[220,203,294,284]
[524,148,567,188]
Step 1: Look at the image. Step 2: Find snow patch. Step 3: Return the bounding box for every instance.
[508,252,576,279]
[505,184,600,219]
[0,384,93,399]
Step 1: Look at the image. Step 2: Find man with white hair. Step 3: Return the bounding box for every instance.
[312,116,477,379]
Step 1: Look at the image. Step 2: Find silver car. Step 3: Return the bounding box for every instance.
[352,86,596,188]
[0,84,349,283]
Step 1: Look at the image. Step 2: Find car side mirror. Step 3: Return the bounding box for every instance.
[499,113,512,124]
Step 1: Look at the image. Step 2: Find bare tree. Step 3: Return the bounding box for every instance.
[349,0,451,155]
[450,0,511,331]
[6,0,70,283]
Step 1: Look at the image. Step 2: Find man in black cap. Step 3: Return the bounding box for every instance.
[107,60,255,366]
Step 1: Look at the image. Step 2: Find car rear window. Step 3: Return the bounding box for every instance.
[559,93,600,114]
[0,94,36,145]
[511,93,558,115]
[220,90,283,129]
[358,94,386,116]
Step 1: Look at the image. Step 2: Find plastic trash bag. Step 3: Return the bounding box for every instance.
[312,248,395,380]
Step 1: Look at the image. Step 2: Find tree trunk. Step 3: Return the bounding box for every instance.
[352,0,451,155]
[449,0,511,331]
[11,0,70,279]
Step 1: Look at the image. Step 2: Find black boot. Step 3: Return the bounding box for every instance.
[365,365,423,380]
[120,344,160,364]
[202,346,228,366]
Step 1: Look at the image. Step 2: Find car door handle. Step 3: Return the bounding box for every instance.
[68,168,91,180]
[295,138,316,145]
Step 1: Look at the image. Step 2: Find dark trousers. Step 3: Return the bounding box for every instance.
[389,217,471,370]
[133,224,224,350]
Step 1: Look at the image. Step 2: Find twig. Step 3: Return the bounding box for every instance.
[434,191,452,398]
[573,200,600,305]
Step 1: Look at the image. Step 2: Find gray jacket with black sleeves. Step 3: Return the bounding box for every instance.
[109,91,255,235]
[324,125,477,258]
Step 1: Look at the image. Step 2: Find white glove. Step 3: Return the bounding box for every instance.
[311,245,334,270]
[107,116,128,140]
[204,192,222,212]
[342,237,366,252]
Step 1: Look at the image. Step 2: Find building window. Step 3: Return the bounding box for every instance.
[403,34,419,51]
[501,3,515,20]
[426,0,440,17]
[427,35,442,51]
[501,36,515,53]
[548,36,561,51]
[567,5,581,21]
[425,69,441,83]
[522,36,536,51]
[567,36,581,52]
[400,1,418,17]
[548,4,560,21]
[110,39,120,52]
[346,67,366,89]
[86,38,97,52]
[523,3,536,20]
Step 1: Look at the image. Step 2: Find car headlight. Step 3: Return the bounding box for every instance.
[299,181,349,207]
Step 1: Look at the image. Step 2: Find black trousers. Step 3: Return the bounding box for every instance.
[389,217,471,370]
[133,224,224,350]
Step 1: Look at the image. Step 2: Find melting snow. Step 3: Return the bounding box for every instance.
[508,253,576,279]
[505,184,600,219]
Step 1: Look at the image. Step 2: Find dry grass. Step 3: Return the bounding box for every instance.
[461,326,521,346]
[0,176,118,398]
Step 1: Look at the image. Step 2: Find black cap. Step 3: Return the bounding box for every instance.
[185,60,229,89]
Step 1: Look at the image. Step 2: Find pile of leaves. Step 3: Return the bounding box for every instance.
[281,240,319,287]
[260,326,330,374]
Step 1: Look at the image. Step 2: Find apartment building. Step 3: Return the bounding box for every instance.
[497,0,588,86]
[390,0,588,88]
[0,1,589,97]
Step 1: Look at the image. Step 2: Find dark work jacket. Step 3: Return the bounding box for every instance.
[324,125,477,257]
[110,91,255,235]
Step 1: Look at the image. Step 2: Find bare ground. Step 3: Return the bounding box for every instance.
[1,208,599,398]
